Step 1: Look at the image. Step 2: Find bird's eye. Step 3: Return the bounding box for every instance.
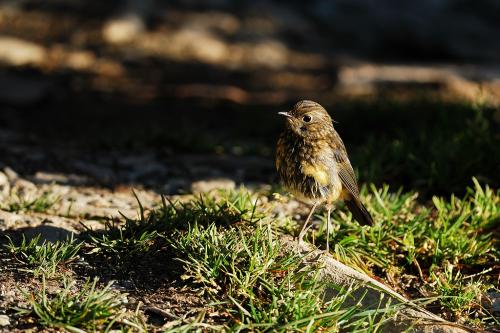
[302,115,312,123]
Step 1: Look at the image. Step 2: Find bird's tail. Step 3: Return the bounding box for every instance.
[345,197,373,225]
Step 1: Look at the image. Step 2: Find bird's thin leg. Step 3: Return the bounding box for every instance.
[298,203,318,244]
[325,205,332,253]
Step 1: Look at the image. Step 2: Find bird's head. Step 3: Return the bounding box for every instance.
[278,100,334,139]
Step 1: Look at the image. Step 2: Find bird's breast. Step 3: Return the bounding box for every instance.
[276,134,342,203]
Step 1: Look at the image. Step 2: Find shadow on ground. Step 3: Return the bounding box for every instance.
[0,0,499,198]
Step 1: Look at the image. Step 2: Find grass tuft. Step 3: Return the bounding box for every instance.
[83,189,263,267]
[168,220,395,331]
[306,178,498,325]
[1,191,61,214]
[17,276,127,332]
[6,234,82,277]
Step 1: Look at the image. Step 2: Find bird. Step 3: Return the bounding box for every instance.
[276,100,373,252]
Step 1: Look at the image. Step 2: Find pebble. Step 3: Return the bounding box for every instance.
[0,315,10,326]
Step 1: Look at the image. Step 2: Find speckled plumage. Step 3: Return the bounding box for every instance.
[276,100,373,250]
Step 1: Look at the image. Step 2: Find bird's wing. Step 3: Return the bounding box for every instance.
[330,132,360,198]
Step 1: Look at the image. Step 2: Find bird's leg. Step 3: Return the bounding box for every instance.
[298,203,318,244]
[325,205,332,253]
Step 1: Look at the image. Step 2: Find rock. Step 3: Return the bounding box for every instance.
[190,178,236,194]
[0,171,9,196]
[281,235,471,333]
[484,291,500,315]
[3,167,18,182]
[0,315,9,326]
[102,14,145,44]
[249,40,288,69]
[65,50,96,71]
[170,29,229,64]
[336,63,500,103]
[32,172,90,186]
[0,37,47,66]
[12,178,38,196]
[0,210,24,230]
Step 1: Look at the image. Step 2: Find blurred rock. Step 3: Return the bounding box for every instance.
[102,14,145,44]
[0,315,9,327]
[32,172,90,186]
[190,178,236,193]
[0,36,47,66]
[2,167,18,182]
[12,178,38,195]
[0,171,9,196]
[65,50,96,71]
[337,63,500,103]
[0,210,27,230]
[250,40,287,69]
[170,29,229,64]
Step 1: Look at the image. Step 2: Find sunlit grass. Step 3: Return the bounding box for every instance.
[167,221,394,332]
[304,178,498,326]
[6,234,82,277]
[81,190,398,331]
[5,184,498,330]
[1,190,61,214]
[16,276,133,332]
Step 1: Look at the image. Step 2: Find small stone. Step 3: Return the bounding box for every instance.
[484,291,500,314]
[0,37,47,66]
[0,172,9,196]
[0,314,10,326]
[3,167,18,182]
[190,178,236,194]
[32,172,89,186]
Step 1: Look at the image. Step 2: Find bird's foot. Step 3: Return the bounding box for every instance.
[296,233,305,248]
[296,224,313,247]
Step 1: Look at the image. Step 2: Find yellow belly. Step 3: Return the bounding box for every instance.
[299,161,343,204]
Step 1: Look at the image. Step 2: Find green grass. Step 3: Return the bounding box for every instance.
[302,178,498,326]
[17,276,134,332]
[1,191,61,214]
[83,189,264,266]
[430,265,485,314]
[5,185,498,330]
[80,190,399,331]
[6,234,82,277]
[167,222,395,332]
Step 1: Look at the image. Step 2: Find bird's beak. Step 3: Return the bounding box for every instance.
[278,111,292,118]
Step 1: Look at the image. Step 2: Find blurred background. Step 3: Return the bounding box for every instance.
[0,0,499,197]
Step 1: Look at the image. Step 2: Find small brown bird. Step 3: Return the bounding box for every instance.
[276,100,373,251]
